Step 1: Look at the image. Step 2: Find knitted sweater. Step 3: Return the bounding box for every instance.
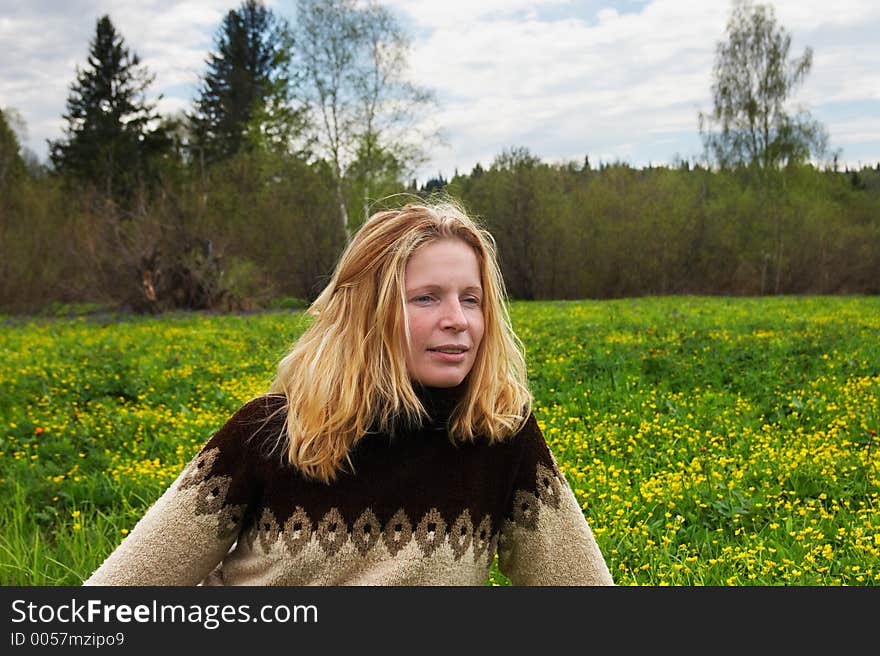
[83,385,614,586]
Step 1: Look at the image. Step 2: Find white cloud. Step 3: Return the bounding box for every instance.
[384,0,573,28]
[828,117,880,146]
[403,1,727,174]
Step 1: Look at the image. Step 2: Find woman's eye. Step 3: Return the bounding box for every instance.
[411,294,480,305]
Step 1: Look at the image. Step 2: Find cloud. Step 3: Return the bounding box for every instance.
[384,0,573,28]
[401,1,727,174]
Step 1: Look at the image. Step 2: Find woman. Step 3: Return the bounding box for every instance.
[84,198,614,586]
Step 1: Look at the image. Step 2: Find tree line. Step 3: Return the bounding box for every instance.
[448,151,880,299]
[1,0,877,313]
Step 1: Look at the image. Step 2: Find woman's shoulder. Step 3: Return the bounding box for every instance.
[194,394,287,477]
[482,410,547,460]
[506,412,562,474]
[230,393,287,426]
[203,394,287,451]
[503,410,542,445]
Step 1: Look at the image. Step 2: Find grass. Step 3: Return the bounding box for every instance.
[1,296,878,585]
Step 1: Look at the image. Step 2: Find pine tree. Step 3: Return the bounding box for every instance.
[190,0,301,165]
[49,15,164,202]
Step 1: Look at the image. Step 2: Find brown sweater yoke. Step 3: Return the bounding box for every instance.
[84,387,614,586]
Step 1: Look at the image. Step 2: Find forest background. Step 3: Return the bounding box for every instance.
[1,0,878,315]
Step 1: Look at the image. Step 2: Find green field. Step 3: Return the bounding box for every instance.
[1,296,878,585]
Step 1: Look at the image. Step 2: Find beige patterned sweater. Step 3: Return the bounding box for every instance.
[83,384,614,586]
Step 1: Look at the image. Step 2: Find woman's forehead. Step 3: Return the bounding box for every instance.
[404,240,481,283]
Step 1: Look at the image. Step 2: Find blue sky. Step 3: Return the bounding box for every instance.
[2,0,878,182]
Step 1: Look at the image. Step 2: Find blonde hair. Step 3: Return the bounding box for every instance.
[268,196,532,483]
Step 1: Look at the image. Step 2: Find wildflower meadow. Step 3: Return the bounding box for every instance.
[1,295,877,585]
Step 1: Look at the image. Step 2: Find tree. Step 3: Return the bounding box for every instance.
[419,173,448,196]
[699,0,828,171]
[0,107,26,190]
[49,15,164,202]
[190,0,303,165]
[292,0,439,239]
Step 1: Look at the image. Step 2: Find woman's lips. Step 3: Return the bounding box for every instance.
[428,350,467,363]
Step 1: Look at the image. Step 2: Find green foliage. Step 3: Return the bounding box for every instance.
[3,145,880,313]
[35,302,116,318]
[267,296,309,311]
[194,148,344,303]
[0,107,26,190]
[449,158,880,300]
[700,0,828,170]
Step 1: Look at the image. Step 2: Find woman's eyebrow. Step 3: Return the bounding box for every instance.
[407,284,483,294]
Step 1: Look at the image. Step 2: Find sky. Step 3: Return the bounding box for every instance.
[2,0,879,183]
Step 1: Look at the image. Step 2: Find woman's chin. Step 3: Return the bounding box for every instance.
[413,369,467,388]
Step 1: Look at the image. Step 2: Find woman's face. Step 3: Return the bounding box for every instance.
[402,238,485,388]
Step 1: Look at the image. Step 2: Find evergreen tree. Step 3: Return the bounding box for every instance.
[419,173,447,196]
[190,0,301,165]
[49,15,164,201]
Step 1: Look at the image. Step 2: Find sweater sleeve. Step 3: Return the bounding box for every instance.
[82,396,277,586]
[497,414,614,586]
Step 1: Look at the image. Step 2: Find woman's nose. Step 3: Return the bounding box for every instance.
[439,299,468,329]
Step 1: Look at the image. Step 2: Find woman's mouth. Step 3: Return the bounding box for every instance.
[428,346,468,362]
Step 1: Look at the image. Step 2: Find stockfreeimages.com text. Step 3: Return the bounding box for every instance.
[10,598,317,630]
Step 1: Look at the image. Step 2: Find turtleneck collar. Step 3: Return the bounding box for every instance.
[412,379,468,428]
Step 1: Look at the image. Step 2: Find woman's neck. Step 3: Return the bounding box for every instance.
[413,380,468,426]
